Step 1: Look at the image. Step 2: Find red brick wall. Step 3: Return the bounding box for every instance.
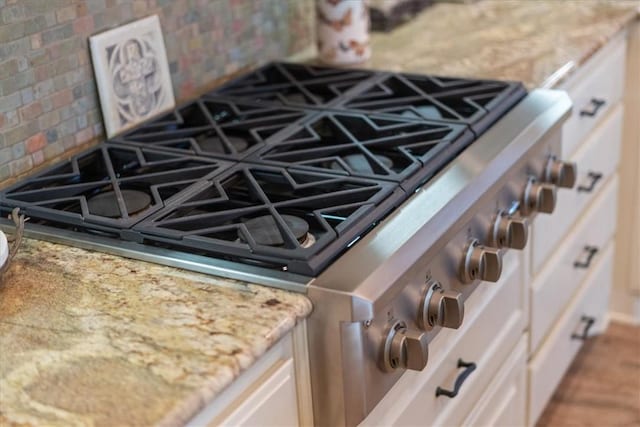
[0,0,315,183]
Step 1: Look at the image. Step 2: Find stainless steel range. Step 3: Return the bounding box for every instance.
[0,62,574,426]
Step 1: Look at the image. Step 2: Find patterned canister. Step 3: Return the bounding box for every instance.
[317,0,371,65]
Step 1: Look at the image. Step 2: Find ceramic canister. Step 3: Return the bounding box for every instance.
[317,0,371,65]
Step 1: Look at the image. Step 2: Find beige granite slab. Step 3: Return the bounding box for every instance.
[1,2,639,426]
[0,239,312,427]
[367,0,640,88]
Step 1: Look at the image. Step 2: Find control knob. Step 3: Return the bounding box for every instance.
[491,210,529,250]
[522,177,557,215]
[419,280,464,330]
[460,239,503,284]
[545,157,577,189]
[382,320,429,372]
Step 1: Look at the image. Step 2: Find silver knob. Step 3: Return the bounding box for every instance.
[419,280,464,330]
[545,157,577,189]
[491,211,529,250]
[523,177,557,215]
[382,320,429,372]
[460,239,503,284]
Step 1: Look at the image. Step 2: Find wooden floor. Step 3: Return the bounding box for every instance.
[537,322,640,426]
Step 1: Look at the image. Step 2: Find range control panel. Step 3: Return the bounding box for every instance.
[363,129,576,391]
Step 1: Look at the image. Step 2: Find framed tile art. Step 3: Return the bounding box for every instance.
[90,15,175,137]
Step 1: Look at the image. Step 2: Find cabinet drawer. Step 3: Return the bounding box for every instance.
[361,251,524,426]
[217,359,298,427]
[561,38,626,158]
[530,175,618,354]
[463,334,527,427]
[528,244,613,426]
[186,333,300,427]
[532,106,622,273]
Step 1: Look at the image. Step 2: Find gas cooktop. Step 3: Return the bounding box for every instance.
[0,62,526,276]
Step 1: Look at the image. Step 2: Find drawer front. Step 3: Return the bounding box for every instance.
[463,334,527,427]
[361,251,524,426]
[561,38,626,158]
[530,175,618,354]
[528,244,613,426]
[186,333,300,427]
[218,359,299,427]
[532,106,622,273]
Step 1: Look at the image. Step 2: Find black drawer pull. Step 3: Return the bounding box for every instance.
[577,172,603,193]
[574,245,599,269]
[435,359,476,398]
[572,315,596,340]
[580,98,606,117]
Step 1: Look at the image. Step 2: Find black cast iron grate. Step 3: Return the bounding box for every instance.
[208,62,374,107]
[247,111,474,191]
[0,144,232,232]
[134,164,404,275]
[0,61,528,276]
[338,72,527,135]
[115,98,308,161]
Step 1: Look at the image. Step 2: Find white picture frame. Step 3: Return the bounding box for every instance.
[90,15,175,138]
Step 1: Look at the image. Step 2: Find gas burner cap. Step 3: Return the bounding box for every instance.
[331,153,394,174]
[241,214,310,246]
[300,231,316,249]
[200,133,249,154]
[87,189,152,218]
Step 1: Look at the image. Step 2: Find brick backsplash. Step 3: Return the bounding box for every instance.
[0,0,316,184]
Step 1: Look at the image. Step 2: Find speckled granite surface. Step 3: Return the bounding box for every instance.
[368,0,639,88]
[2,1,639,426]
[0,239,312,427]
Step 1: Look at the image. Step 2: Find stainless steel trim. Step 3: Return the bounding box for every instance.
[306,89,572,427]
[311,89,571,300]
[0,221,311,292]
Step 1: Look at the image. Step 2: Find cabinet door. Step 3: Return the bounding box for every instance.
[560,35,626,158]
[530,176,618,354]
[218,359,299,427]
[528,244,613,426]
[532,106,622,274]
[463,335,527,427]
[186,329,307,427]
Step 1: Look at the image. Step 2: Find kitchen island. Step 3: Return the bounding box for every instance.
[1,1,638,426]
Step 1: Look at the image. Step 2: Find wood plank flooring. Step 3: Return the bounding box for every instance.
[537,322,640,426]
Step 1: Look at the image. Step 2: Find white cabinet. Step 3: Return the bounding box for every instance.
[530,176,618,354]
[560,34,626,159]
[531,106,622,273]
[463,335,527,427]
[526,27,630,426]
[186,323,312,427]
[528,244,613,426]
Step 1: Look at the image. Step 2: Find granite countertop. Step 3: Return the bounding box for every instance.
[367,0,639,88]
[1,1,639,426]
[0,239,312,426]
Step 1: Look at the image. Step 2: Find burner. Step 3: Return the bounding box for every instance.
[403,106,443,120]
[197,132,250,154]
[330,154,394,174]
[241,214,310,246]
[87,190,152,218]
[300,231,316,249]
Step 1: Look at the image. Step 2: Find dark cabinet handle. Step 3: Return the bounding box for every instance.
[580,98,606,117]
[574,245,599,269]
[435,359,476,398]
[572,315,596,340]
[577,172,603,193]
